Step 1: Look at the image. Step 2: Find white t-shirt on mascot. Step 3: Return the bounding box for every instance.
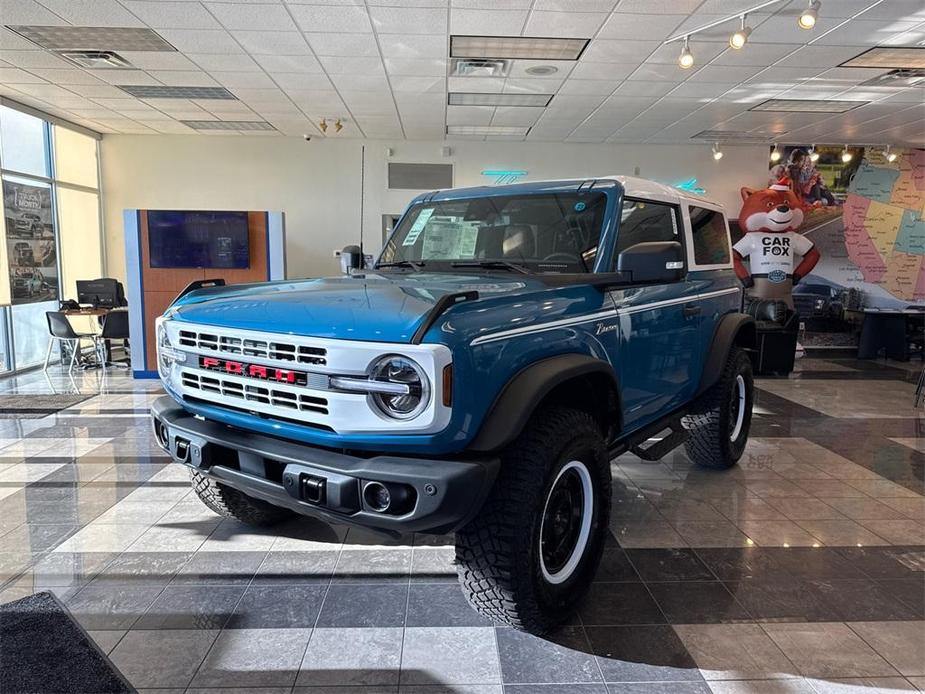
[732,232,813,284]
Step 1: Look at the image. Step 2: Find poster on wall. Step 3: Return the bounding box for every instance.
[733,146,924,310]
[2,179,59,305]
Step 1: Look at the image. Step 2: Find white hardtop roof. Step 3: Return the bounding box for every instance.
[604,175,724,211]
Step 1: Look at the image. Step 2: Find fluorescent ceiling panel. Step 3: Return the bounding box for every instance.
[6,25,175,52]
[840,47,925,69]
[450,36,588,61]
[750,99,868,113]
[446,125,530,136]
[181,120,275,131]
[118,85,237,100]
[448,92,553,107]
[692,129,788,143]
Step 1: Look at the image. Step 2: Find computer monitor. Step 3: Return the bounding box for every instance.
[76,278,126,309]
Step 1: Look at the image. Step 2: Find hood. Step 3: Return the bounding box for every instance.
[169,272,550,343]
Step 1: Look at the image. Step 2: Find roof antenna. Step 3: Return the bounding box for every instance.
[359,144,365,265]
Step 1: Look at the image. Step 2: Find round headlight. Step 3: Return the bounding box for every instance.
[368,355,430,420]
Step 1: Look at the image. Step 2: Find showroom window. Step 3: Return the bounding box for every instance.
[0,103,103,373]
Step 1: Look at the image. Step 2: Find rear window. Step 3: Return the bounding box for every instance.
[689,206,731,266]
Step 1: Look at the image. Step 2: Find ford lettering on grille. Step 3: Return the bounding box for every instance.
[199,356,309,386]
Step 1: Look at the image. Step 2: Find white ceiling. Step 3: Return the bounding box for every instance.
[0,0,923,145]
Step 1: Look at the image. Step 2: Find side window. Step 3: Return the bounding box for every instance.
[614,199,679,259]
[689,206,731,266]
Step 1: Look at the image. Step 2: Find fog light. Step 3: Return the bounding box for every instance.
[364,482,391,512]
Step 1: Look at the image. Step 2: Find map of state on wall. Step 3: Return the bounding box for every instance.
[843,148,925,302]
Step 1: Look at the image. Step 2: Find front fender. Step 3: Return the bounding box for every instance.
[696,313,756,397]
[469,353,619,452]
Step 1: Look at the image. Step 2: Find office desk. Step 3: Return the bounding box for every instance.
[857,309,925,361]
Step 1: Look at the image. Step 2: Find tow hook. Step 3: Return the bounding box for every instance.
[174,437,190,463]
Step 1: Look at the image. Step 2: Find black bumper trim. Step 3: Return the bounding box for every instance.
[151,397,499,535]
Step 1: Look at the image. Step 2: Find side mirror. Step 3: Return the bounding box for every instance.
[339,245,362,275]
[616,241,684,284]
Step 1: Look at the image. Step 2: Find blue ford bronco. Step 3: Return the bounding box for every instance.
[152,176,755,633]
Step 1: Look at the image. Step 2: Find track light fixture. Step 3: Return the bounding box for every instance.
[809,146,819,162]
[841,145,853,163]
[319,118,328,133]
[678,37,694,69]
[712,142,724,161]
[335,118,343,133]
[884,145,897,163]
[799,0,821,30]
[730,15,752,50]
[770,144,781,162]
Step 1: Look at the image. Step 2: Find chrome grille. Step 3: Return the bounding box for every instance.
[178,329,326,365]
[181,371,328,414]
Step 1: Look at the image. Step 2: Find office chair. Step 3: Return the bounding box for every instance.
[99,309,130,369]
[44,311,101,373]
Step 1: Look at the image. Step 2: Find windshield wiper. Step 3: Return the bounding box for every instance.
[450,260,530,274]
[375,260,424,271]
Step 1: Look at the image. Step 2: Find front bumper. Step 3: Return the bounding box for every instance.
[151,397,499,535]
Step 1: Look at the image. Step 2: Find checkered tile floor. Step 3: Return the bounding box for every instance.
[0,358,922,693]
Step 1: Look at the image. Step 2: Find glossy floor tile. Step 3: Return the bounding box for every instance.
[0,359,922,693]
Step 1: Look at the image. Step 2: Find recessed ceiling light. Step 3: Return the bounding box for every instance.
[750,99,867,113]
[118,85,237,100]
[450,58,511,78]
[860,68,925,87]
[448,93,553,107]
[5,25,175,51]
[840,46,925,69]
[446,125,530,136]
[525,65,558,76]
[181,120,275,131]
[58,50,133,69]
[450,36,588,61]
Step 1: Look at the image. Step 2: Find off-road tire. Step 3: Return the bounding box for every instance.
[190,469,292,526]
[455,407,611,634]
[682,346,753,469]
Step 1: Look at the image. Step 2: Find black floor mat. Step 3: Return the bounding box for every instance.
[0,394,93,419]
[0,591,134,693]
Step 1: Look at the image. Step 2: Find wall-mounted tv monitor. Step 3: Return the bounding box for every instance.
[148,210,250,269]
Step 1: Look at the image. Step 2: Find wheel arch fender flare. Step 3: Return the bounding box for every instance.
[696,312,756,397]
[469,353,621,453]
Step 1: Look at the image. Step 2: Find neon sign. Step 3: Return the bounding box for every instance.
[481,169,528,184]
[673,177,706,195]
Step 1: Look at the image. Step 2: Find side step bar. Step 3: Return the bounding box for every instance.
[627,418,688,462]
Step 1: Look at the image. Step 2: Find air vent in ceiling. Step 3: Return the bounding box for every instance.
[58,50,132,69]
[840,46,925,69]
[860,68,925,88]
[5,25,175,52]
[692,129,787,143]
[118,85,237,100]
[446,125,531,137]
[450,58,511,78]
[180,120,276,132]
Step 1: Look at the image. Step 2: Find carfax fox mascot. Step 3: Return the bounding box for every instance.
[732,178,820,309]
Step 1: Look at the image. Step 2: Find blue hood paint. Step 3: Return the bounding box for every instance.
[170,273,572,343]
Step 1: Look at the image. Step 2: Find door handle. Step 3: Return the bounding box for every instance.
[683,304,702,318]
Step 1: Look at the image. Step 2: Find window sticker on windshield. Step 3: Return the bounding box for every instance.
[456,222,479,257]
[402,208,434,246]
[420,218,480,259]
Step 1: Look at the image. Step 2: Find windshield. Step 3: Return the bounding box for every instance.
[378,192,607,273]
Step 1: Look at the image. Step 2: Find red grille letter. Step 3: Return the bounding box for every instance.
[202,357,220,368]
[249,364,268,379]
[225,361,243,375]
[274,369,295,383]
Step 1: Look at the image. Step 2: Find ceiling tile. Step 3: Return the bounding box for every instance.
[390,75,445,92]
[370,7,447,34]
[205,2,299,30]
[119,51,200,71]
[450,9,528,36]
[96,69,162,86]
[379,35,447,59]
[448,76,503,92]
[26,68,104,85]
[490,105,544,125]
[523,11,607,37]
[0,49,69,69]
[35,0,145,26]
[149,70,219,87]
[305,33,379,57]
[211,71,277,89]
[62,83,126,98]
[1,0,67,25]
[328,73,390,91]
[288,5,373,33]
[0,67,47,84]
[186,53,261,72]
[568,62,635,81]
[612,80,676,97]
[232,31,312,55]
[687,64,767,83]
[668,81,734,99]
[598,12,686,40]
[266,73,333,90]
[252,54,321,74]
[582,40,661,63]
[318,55,384,75]
[446,105,494,125]
[157,29,242,54]
[815,19,924,45]
[626,62,688,82]
[384,58,446,76]
[557,79,619,95]
[121,1,223,29]
[712,42,802,67]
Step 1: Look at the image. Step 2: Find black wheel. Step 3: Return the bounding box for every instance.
[190,469,293,526]
[682,346,753,469]
[455,407,611,634]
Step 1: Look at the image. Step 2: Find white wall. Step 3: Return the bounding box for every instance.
[100,135,768,282]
